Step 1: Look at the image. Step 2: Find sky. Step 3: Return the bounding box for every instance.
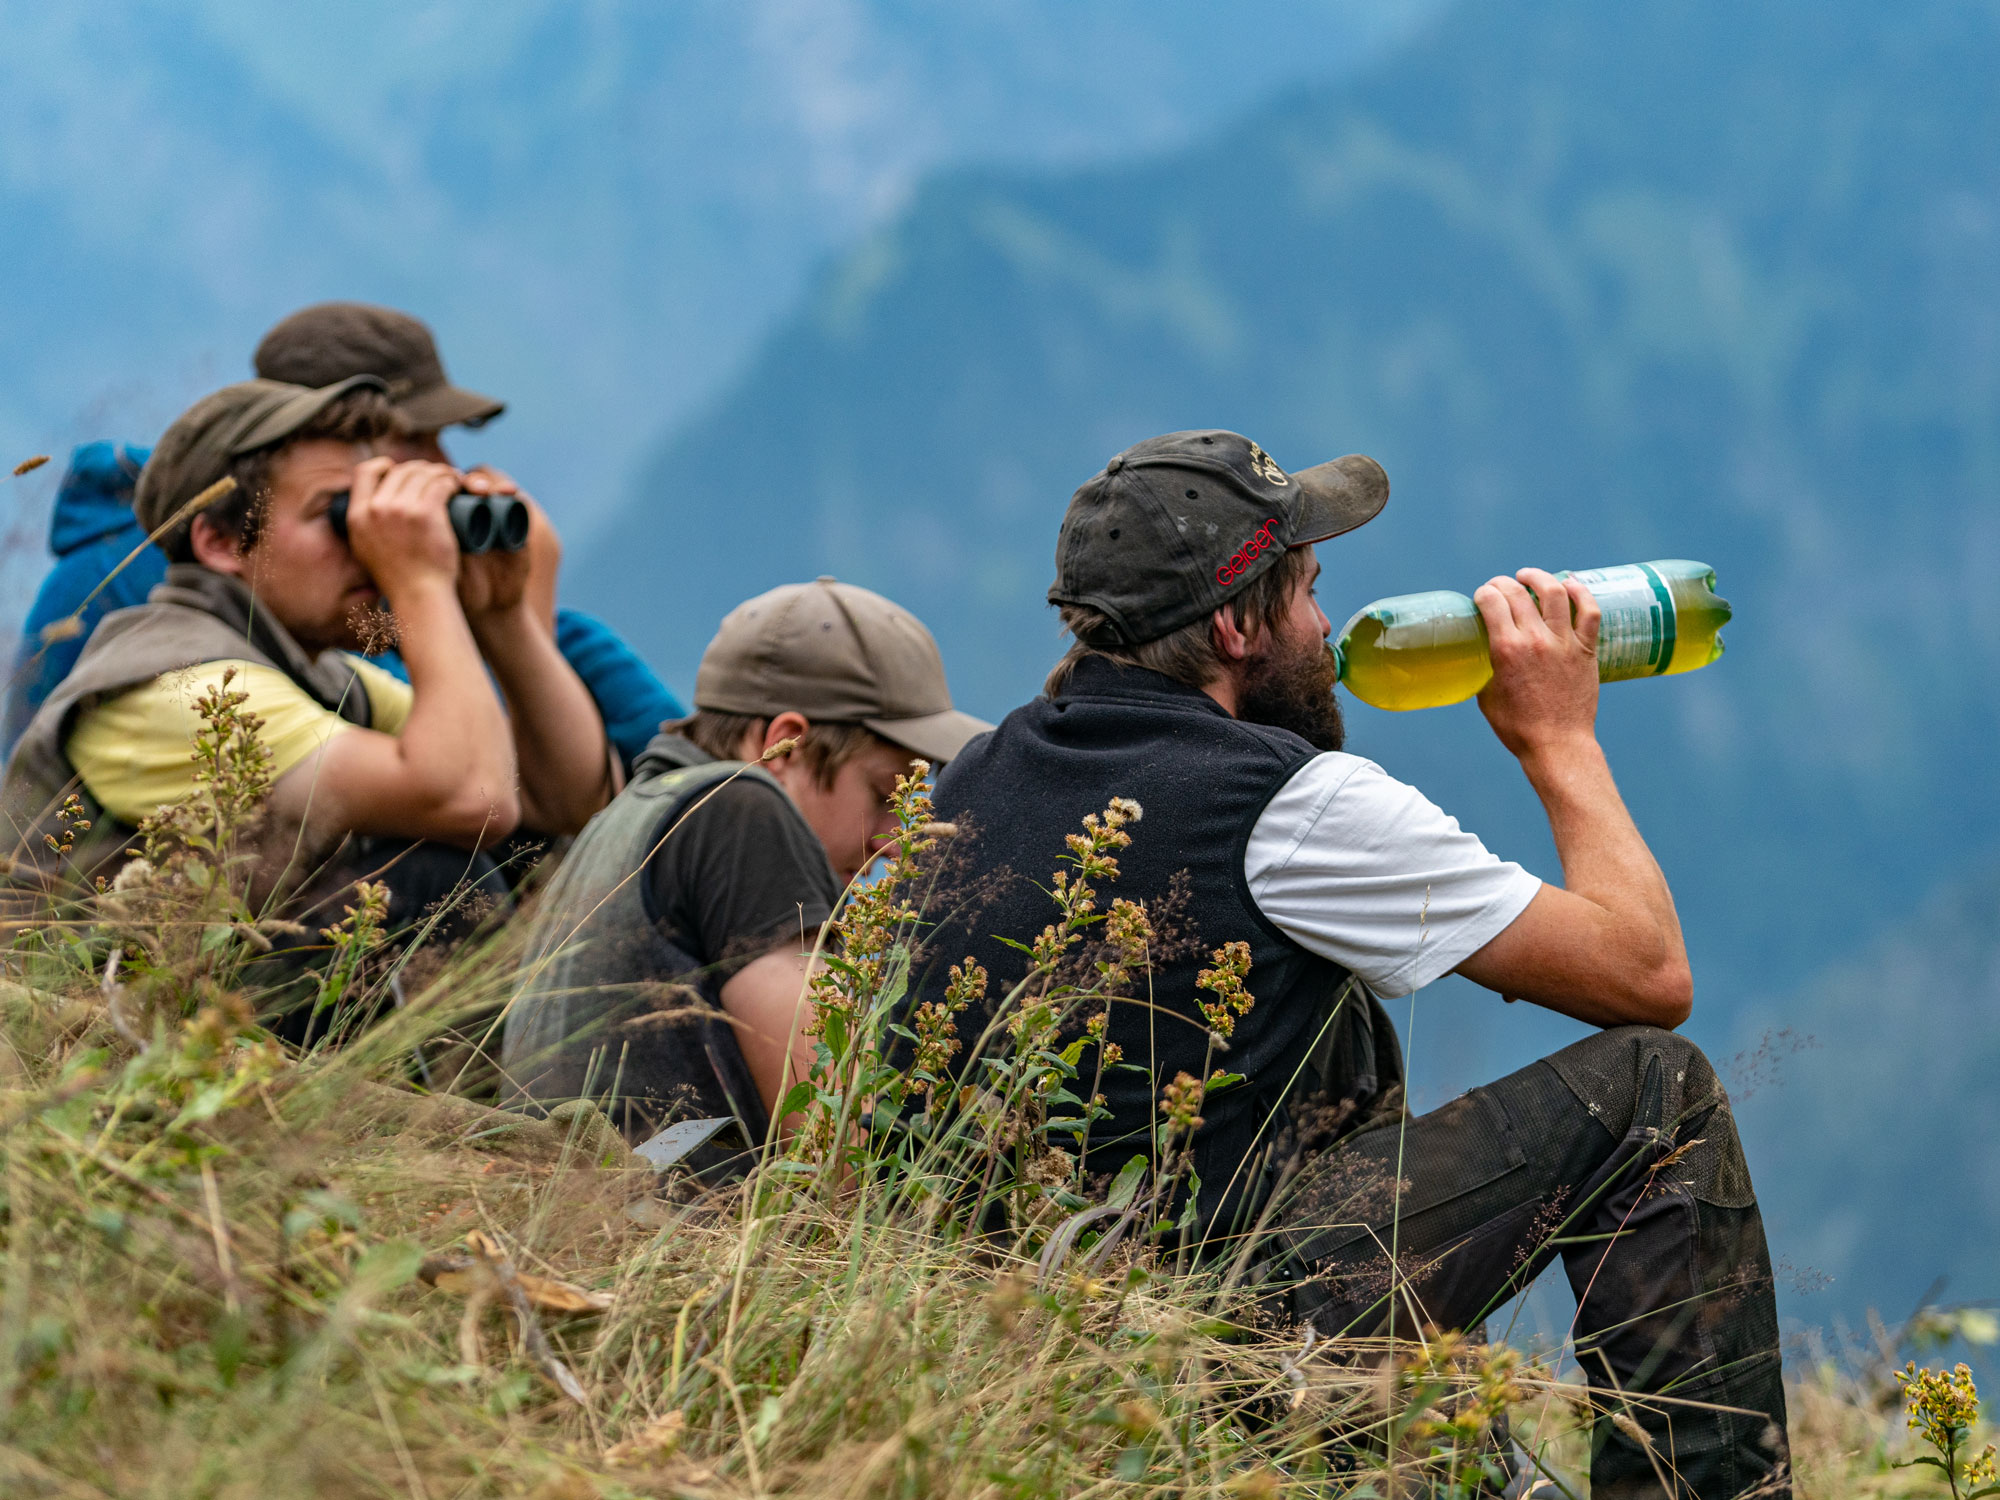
[0,0,1443,577]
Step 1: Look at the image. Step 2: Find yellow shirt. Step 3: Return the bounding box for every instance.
[66,656,413,825]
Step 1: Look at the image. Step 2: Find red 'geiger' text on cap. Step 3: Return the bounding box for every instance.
[1216,519,1282,587]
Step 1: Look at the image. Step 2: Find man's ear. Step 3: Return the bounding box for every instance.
[189,513,248,577]
[760,711,812,759]
[1211,604,1255,663]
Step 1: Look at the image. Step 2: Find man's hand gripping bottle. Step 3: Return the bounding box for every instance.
[1334,561,1730,711]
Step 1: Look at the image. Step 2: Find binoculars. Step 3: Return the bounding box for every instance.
[326,489,530,554]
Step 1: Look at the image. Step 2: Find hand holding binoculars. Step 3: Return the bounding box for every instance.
[326,489,530,554]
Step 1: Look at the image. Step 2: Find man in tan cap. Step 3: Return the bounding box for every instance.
[3,377,617,997]
[254,302,508,433]
[504,577,988,1154]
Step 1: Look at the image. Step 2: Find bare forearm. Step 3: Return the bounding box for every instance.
[471,607,615,834]
[283,578,521,849]
[1460,569,1691,1026]
[1521,738,1675,921]
[391,580,518,818]
[721,946,822,1134]
[1518,734,1689,1011]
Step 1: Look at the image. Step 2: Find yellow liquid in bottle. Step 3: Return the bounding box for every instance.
[1335,561,1729,711]
[1336,589,1493,711]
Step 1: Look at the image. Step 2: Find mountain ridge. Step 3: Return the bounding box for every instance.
[584,0,2000,1324]
[0,0,1431,554]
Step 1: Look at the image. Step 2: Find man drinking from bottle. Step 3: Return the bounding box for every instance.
[2,378,618,1028]
[251,301,691,775]
[908,429,1788,1499]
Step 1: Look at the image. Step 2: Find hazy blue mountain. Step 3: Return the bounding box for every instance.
[0,0,1433,583]
[1730,858,2000,1330]
[589,0,2000,1323]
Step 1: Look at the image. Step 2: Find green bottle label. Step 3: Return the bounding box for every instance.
[1565,564,1677,676]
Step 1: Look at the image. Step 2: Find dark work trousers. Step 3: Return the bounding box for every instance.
[1272,1026,1787,1500]
[253,836,511,1047]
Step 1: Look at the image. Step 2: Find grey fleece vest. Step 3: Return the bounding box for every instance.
[3,564,374,868]
[503,733,772,1145]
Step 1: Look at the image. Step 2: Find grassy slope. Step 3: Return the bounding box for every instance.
[0,934,1986,1498]
[0,707,1985,1497]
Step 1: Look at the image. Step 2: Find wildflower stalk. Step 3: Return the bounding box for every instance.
[312,882,390,1037]
[1897,1361,1999,1500]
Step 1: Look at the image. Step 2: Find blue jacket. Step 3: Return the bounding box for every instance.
[362,607,686,771]
[555,607,688,768]
[3,442,160,752]
[4,443,685,770]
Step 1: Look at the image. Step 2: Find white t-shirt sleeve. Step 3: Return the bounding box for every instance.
[1244,753,1542,998]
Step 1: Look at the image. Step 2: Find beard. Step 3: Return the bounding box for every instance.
[1237,633,1346,751]
[341,598,400,656]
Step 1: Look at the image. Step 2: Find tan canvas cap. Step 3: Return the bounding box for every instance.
[694,578,991,765]
[254,302,505,431]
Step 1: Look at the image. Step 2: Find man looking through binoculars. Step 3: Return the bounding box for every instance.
[253,302,689,775]
[3,376,618,1016]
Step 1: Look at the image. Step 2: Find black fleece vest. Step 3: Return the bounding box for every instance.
[919,657,1400,1240]
[503,733,770,1144]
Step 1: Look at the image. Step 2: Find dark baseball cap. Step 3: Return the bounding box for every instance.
[253,302,504,431]
[1048,430,1389,646]
[695,578,991,765]
[133,376,388,545]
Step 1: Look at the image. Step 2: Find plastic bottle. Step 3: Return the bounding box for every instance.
[1334,560,1730,711]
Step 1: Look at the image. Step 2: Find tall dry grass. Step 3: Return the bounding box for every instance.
[0,677,1985,1498]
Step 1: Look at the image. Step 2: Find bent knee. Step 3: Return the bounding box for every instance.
[1548,1024,1733,1131]
[1632,1025,1728,1108]
[1622,1023,1715,1079]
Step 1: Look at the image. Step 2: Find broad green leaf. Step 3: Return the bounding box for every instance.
[752,1394,783,1446]
[1106,1155,1148,1211]
[171,1079,237,1128]
[211,1309,250,1386]
[349,1239,424,1297]
[1176,1172,1203,1234]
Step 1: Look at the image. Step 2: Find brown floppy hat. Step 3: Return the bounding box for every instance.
[695,578,991,766]
[253,302,504,431]
[134,376,388,545]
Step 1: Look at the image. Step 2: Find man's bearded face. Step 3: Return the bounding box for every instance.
[1237,616,1346,751]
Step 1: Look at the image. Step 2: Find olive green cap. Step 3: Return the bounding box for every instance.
[254,302,504,431]
[695,578,991,766]
[133,376,387,544]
